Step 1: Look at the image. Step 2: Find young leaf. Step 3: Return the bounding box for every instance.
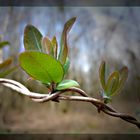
[113,66,128,95]
[0,41,10,49]
[56,79,79,90]
[51,36,58,59]
[110,73,120,96]
[63,57,70,75]
[105,71,119,96]
[99,61,106,90]
[41,37,54,56]
[24,25,43,52]
[58,17,76,65]
[19,51,64,84]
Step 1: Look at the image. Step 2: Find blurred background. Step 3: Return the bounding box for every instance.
[0,7,140,133]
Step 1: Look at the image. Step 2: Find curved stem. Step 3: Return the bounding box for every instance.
[31,87,140,128]
[56,95,140,128]
[0,78,140,129]
[59,87,140,128]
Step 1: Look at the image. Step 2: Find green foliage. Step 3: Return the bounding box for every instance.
[0,41,10,49]
[99,61,128,103]
[56,79,79,90]
[19,51,64,85]
[99,61,106,90]
[114,67,128,95]
[19,17,77,92]
[20,17,128,99]
[63,57,70,75]
[105,71,119,96]
[24,25,43,52]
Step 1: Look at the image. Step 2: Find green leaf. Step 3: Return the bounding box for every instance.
[58,17,76,65]
[19,51,64,84]
[113,66,128,95]
[24,25,43,52]
[63,57,70,75]
[51,36,58,59]
[105,71,119,96]
[99,61,106,90]
[110,74,120,96]
[0,41,10,49]
[56,79,79,90]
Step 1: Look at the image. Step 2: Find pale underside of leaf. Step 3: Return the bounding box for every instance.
[56,79,79,90]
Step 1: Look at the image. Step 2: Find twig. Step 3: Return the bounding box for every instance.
[0,78,140,129]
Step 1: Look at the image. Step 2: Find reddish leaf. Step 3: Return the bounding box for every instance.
[58,17,76,65]
[41,37,54,56]
[51,36,58,59]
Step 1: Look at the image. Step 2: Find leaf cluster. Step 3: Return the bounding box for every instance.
[19,17,128,100]
[19,17,79,92]
[99,61,128,103]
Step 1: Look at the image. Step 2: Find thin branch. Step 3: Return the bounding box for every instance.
[0,78,140,129]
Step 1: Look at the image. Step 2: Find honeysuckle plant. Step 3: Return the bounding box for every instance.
[99,61,128,103]
[19,17,79,93]
[1,17,140,129]
[19,17,128,101]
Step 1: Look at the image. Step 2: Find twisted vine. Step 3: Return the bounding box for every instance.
[0,78,140,129]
